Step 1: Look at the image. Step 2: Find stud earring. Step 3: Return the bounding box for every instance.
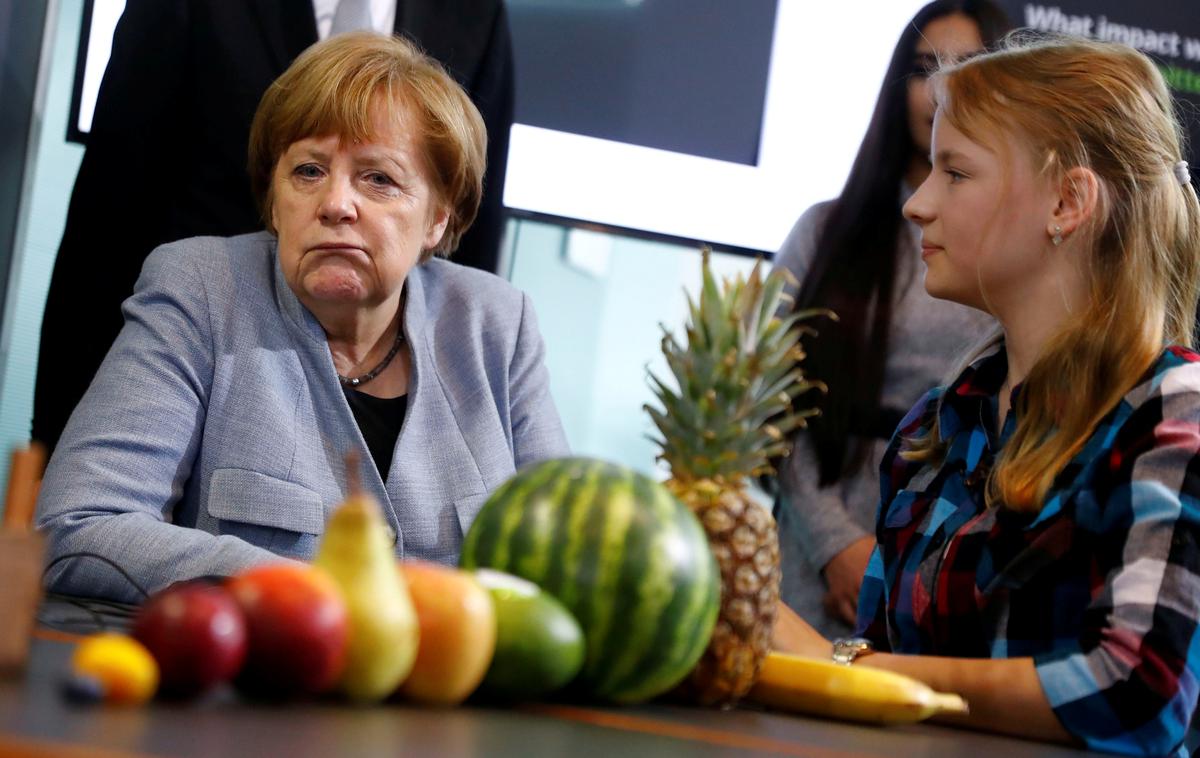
[1051,225,1063,246]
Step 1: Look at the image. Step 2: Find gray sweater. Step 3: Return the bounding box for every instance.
[774,200,996,637]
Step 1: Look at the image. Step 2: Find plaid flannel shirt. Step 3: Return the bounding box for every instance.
[856,342,1200,756]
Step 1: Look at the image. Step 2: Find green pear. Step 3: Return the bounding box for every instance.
[314,455,418,702]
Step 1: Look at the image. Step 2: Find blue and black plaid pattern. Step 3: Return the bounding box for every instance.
[856,342,1200,756]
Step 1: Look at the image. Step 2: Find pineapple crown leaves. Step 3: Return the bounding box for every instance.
[644,248,832,484]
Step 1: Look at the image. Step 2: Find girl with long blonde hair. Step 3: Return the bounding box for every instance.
[775,0,1007,637]
[774,35,1200,755]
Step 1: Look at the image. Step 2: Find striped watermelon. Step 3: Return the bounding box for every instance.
[459,457,720,704]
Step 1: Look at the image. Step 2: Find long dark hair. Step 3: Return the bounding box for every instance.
[794,0,1010,485]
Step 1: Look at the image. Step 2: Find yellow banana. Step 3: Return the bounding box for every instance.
[748,652,968,725]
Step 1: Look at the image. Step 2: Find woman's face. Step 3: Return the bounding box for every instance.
[907,14,985,158]
[902,113,1058,313]
[271,105,449,313]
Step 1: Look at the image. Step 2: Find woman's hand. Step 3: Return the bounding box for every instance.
[821,536,875,626]
[772,602,832,659]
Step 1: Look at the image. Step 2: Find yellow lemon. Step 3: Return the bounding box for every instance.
[71,633,159,705]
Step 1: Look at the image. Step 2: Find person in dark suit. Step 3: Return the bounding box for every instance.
[34,0,513,453]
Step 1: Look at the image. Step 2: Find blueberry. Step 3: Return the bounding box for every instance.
[62,674,106,704]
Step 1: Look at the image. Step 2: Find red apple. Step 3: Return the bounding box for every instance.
[226,563,348,699]
[132,580,247,699]
[398,560,496,705]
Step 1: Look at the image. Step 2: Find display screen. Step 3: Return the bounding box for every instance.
[70,0,932,252]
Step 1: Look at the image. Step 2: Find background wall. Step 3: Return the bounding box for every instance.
[995,0,1200,162]
[0,0,83,503]
[505,221,759,476]
[0,0,48,326]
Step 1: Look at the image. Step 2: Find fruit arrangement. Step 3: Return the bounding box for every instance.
[62,456,966,723]
[65,447,597,707]
[63,459,512,707]
[60,256,969,726]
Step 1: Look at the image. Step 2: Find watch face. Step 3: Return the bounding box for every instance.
[832,637,873,664]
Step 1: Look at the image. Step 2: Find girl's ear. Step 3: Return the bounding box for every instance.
[1049,166,1100,242]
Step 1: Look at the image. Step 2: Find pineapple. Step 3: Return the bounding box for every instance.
[646,249,826,707]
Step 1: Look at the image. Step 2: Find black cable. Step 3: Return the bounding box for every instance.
[42,552,151,600]
[74,597,139,617]
[66,596,110,631]
[37,592,142,634]
[48,593,139,618]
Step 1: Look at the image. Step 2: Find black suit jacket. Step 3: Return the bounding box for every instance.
[34,0,514,452]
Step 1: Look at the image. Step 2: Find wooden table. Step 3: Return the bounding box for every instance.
[0,624,1110,758]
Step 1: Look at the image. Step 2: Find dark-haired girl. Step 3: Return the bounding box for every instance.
[775,0,1009,636]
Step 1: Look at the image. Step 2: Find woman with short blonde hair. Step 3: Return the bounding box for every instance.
[36,33,568,602]
[248,32,487,258]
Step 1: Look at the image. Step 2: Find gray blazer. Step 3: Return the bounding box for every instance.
[36,232,569,602]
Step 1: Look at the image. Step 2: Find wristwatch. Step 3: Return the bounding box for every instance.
[831,637,874,666]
